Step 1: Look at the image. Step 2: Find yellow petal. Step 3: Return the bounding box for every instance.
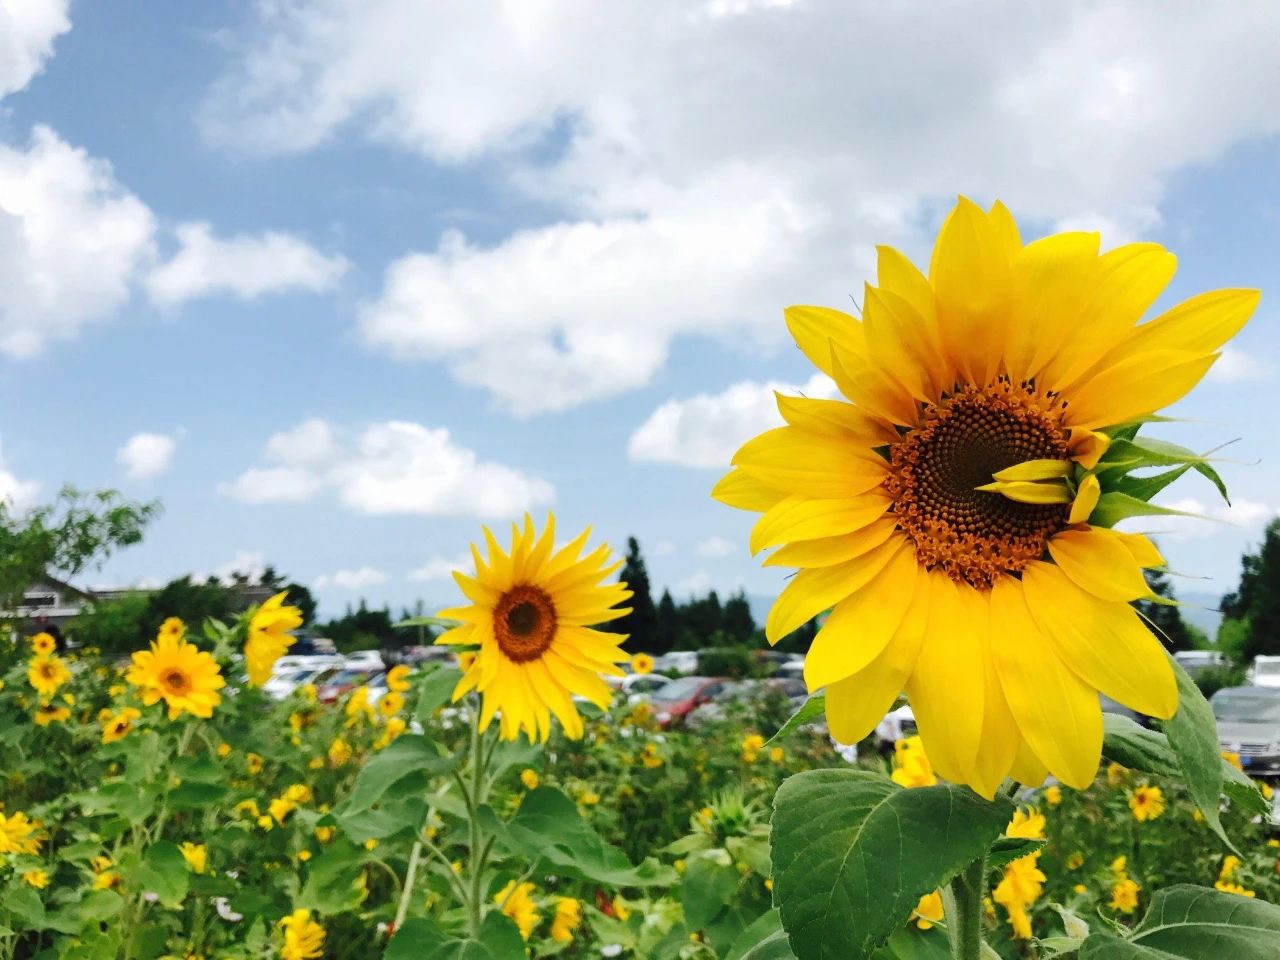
[711,469,787,513]
[876,244,936,334]
[988,579,1102,790]
[987,200,1023,258]
[1068,428,1111,470]
[930,196,1015,386]
[1068,475,1100,525]
[1007,231,1101,383]
[1041,243,1178,389]
[863,284,939,400]
[976,479,1072,505]
[1098,288,1260,370]
[1022,561,1177,719]
[733,426,888,499]
[1010,739,1049,789]
[1112,531,1164,569]
[784,304,864,379]
[803,542,918,688]
[830,340,919,426]
[905,575,985,786]
[1064,350,1217,430]
[971,631,1019,800]
[992,459,1071,482]
[766,537,901,644]
[775,393,899,446]
[765,516,898,568]
[1047,527,1152,602]
[749,492,893,554]
[826,567,929,744]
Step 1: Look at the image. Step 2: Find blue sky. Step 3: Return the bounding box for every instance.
[1,1,1278,620]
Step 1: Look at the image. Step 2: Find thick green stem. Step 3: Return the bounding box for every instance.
[946,856,987,960]
[465,705,487,938]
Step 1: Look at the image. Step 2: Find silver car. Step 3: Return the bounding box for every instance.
[1211,686,1280,775]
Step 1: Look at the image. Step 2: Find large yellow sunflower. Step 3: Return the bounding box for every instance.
[245,591,303,687]
[716,197,1259,797]
[127,633,225,720]
[27,654,70,700]
[437,514,631,741]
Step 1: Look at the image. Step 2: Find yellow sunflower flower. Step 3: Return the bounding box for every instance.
[101,707,142,745]
[438,514,631,742]
[126,633,224,720]
[158,617,186,642]
[21,868,49,889]
[29,632,56,656]
[373,716,407,750]
[34,702,71,726]
[891,736,938,789]
[376,691,404,718]
[520,768,540,790]
[550,896,583,943]
[715,197,1258,797]
[495,880,540,941]
[27,654,70,699]
[180,842,207,874]
[0,811,42,855]
[245,591,303,687]
[1109,878,1141,914]
[1129,784,1165,822]
[911,890,944,930]
[1215,880,1256,898]
[631,652,654,675]
[386,664,412,692]
[278,908,325,960]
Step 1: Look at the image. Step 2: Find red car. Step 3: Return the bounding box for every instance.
[650,676,729,728]
[313,666,384,704]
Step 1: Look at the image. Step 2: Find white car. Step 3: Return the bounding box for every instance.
[653,651,698,675]
[1251,655,1280,688]
[261,655,345,700]
[622,673,673,703]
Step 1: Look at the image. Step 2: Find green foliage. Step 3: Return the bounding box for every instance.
[770,769,1011,960]
[1079,885,1280,958]
[617,537,659,652]
[319,599,397,652]
[1221,518,1280,663]
[0,486,158,611]
[698,646,756,678]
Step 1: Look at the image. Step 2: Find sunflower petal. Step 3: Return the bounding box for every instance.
[711,468,787,513]
[749,492,893,554]
[1047,527,1152,602]
[765,536,900,644]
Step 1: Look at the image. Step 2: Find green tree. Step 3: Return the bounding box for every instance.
[283,582,317,626]
[615,537,657,651]
[141,576,235,639]
[654,589,679,655]
[69,593,150,655]
[721,589,756,643]
[319,600,396,652]
[1221,518,1280,663]
[0,486,159,613]
[679,590,723,647]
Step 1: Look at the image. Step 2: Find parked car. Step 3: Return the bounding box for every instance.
[314,665,386,704]
[1210,685,1280,774]
[344,650,386,670]
[650,676,729,727]
[621,673,673,703]
[653,651,699,676]
[261,654,345,700]
[773,657,805,681]
[1174,650,1227,679]
[686,676,809,729]
[1248,655,1280,688]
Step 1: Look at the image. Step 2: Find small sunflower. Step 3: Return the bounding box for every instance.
[158,617,186,642]
[495,881,540,941]
[245,591,303,687]
[126,633,225,720]
[33,702,71,726]
[100,707,142,745]
[437,514,631,742]
[278,909,325,960]
[27,654,70,699]
[631,652,654,675]
[29,632,56,656]
[716,197,1259,796]
[1128,783,1166,822]
[386,664,412,692]
[180,841,207,874]
[376,691,404,717]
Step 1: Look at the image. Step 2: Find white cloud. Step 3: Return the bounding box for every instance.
[315,566,387,591]
[0,465,39,510]
[1207,347,1273,384]
[193,550,268,585]
[0,0,69,99]
[208,1,1280,414]
[117,432,178,479]
[0,126,156,357]
[222,419,554,518]
[672,568,746,598]
[407,555,469,582]
[146,222,348,308]
[696,536,734,558]
[629,372,836,468]
[652,540,677,557]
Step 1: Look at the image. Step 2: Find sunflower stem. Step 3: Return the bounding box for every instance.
[946,856,986,960]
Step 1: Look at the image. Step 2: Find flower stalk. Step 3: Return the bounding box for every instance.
[945,856,987,960]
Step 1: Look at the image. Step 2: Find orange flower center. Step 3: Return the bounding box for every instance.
[493,585,558,663]
[885,379,1070,590]
[162,669,192,695]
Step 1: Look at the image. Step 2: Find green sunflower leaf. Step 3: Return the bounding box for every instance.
[770,769,1011,960]
[986,835,1045,869]
[767,693,826,745]
[1087,492,1200,529]
[1078,885,1280,959]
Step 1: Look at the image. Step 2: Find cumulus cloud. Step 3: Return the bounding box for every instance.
[315,566,387,591]
[221,419,554,518]
[696,536,735,558]
[1147,497,1279,539]
[1207,347,1273,384]
[0,465,39,510]
[0,0,69,99]
[146,222,348,308]
[0,126,156,357]
[117,432,178,479]
[208,1,1280,414]
[629,373,836,468]
[407,555,469,582]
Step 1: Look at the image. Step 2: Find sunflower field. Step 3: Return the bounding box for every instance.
[4,198,1279,959]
